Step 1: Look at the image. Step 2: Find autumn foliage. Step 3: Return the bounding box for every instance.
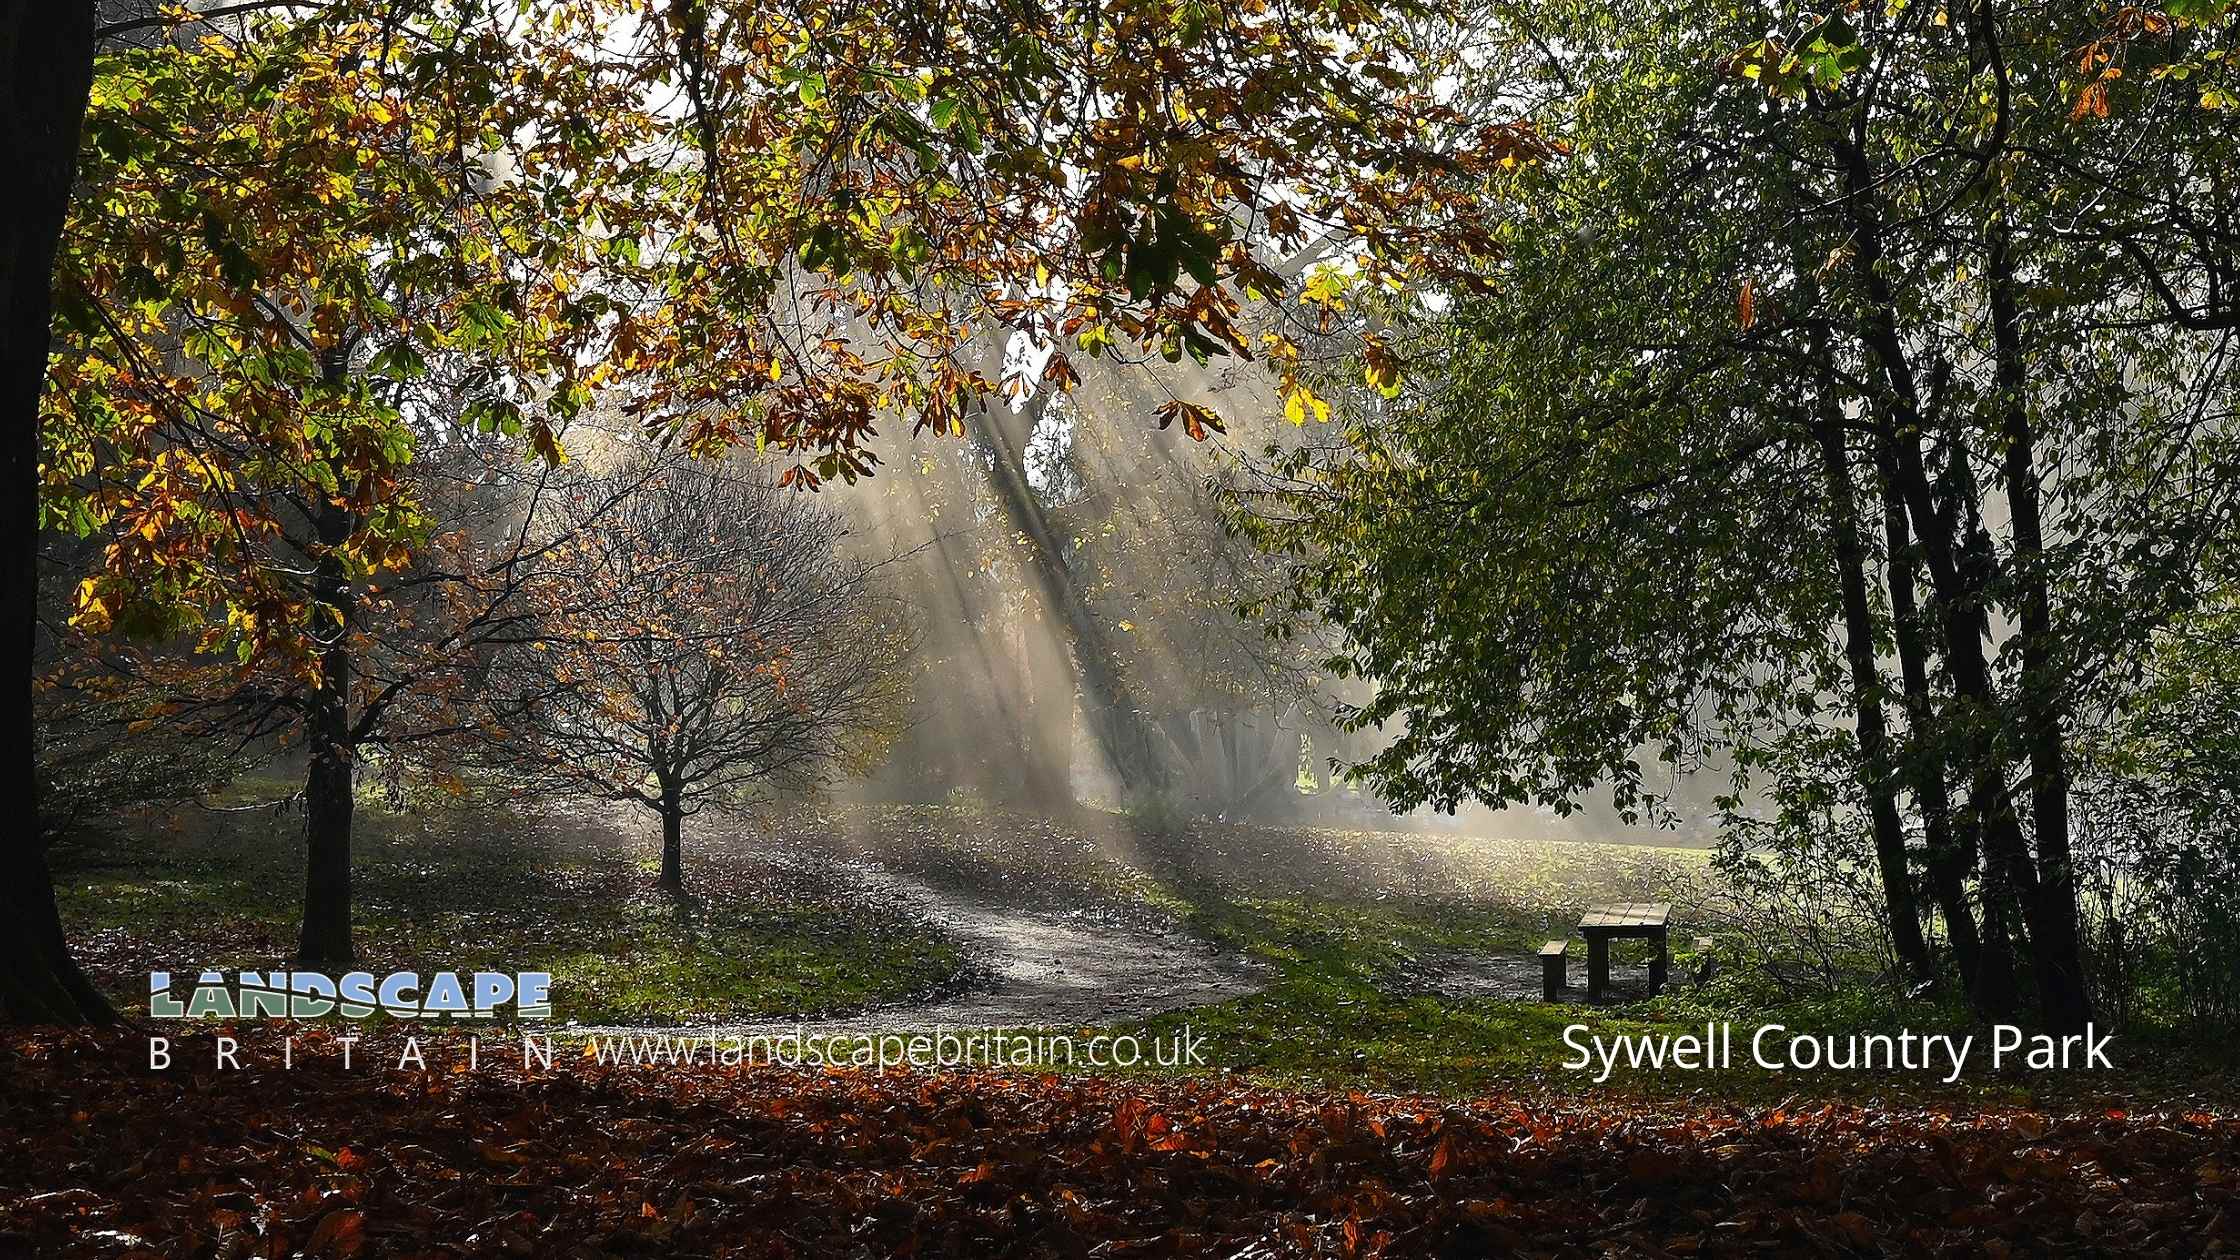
[1,1029,2234,1257]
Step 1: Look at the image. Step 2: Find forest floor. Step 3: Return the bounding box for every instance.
[21,786,2240,1256]
[45,785,2240,1108]
[52,779,970,1025]
[2,1025,2235,1258]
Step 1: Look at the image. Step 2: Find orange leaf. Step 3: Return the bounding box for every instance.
[306,1208,365,1257]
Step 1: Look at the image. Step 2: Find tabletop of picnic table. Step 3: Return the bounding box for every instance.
[1576,902,1673,930]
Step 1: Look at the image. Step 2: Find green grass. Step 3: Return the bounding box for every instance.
[1114,887,2156,1105]
[803,803,2240,1106]
[806,804,1751,1095]
[53,776,963,1025]
[1126,892,1655,1095]
[54,787,2240,1105]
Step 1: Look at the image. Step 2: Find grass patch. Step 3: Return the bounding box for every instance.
[1118,888,1696,1097]
[52,783,962,1025]
[55,791,2240,1105]
[799,805,1737,1095]
[791,803,2240,1105]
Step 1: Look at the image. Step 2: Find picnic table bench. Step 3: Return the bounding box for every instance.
[1538,939,1569,1000]
[1577,902,1672,999]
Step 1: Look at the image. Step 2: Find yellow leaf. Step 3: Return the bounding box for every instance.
[1284,387,1330,425]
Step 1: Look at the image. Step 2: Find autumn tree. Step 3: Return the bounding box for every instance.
[988,359,1344,818]
[42,1,674,968]
[612,0,1550,802]
[22,0,1539,1018]
[856,328,1349,819]
[167,430,661,964]
[1233,0,2240,1032]
[469,453,910,891]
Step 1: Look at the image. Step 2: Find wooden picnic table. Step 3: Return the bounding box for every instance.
[1577,902,1672,999]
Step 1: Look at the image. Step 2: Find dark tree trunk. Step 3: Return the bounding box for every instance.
[1813,406,1931,983]
[1975,872,2022,1020]
[1985,215,2092,1033]
[298,708,355,969]
[296,492,357,971]
[1,2,106,1023]
[1835,126,2037,1021]
[658,793,685,891]
[1876,465,1986,995]
[1926,447,2029,1019]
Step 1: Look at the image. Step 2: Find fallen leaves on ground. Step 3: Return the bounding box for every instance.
[0,1029,2232,1258]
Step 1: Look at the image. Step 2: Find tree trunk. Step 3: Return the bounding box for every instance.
[1877,464,1986,995]
[1986,214,2091,1033]
[296,495,357,970]
[0,839,114,1022]
[1812,406,1931,983]
[969,393,1170,797]
[1834,125,2036,1021]
[658,789,685,891]
[1975,873,2022,1020]
[298,710,355,970]
[1016,600,1077,807]
[1,3,105,1023]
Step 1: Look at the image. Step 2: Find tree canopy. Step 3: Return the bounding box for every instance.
[1230,0,2240,1030]
[24,0,1545,989]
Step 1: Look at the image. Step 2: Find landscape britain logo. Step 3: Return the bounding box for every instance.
[149,969,554,1020]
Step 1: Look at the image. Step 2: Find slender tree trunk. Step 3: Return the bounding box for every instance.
[1876,465,1986,995]
[1932,446,2032,1017]
[1,3,107,1023]
[1834,125,2037,1019]
[1012,601,1077,807]
[298,695,355,969]
[1975,872,2021,1019]
[296,490,357,971]
[1986,214,2091,1032]
[658,786,685,891]
[1813,406,1931,982]
[970,393,1170,797]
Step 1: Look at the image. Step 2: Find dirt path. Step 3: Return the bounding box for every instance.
[577,854,1268,1036]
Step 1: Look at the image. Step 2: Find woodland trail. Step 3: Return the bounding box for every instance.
[574,844,1269,1036]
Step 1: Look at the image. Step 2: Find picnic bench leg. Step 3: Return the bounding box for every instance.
[1587,935,1609,1000]
[1649,932,1669,994]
